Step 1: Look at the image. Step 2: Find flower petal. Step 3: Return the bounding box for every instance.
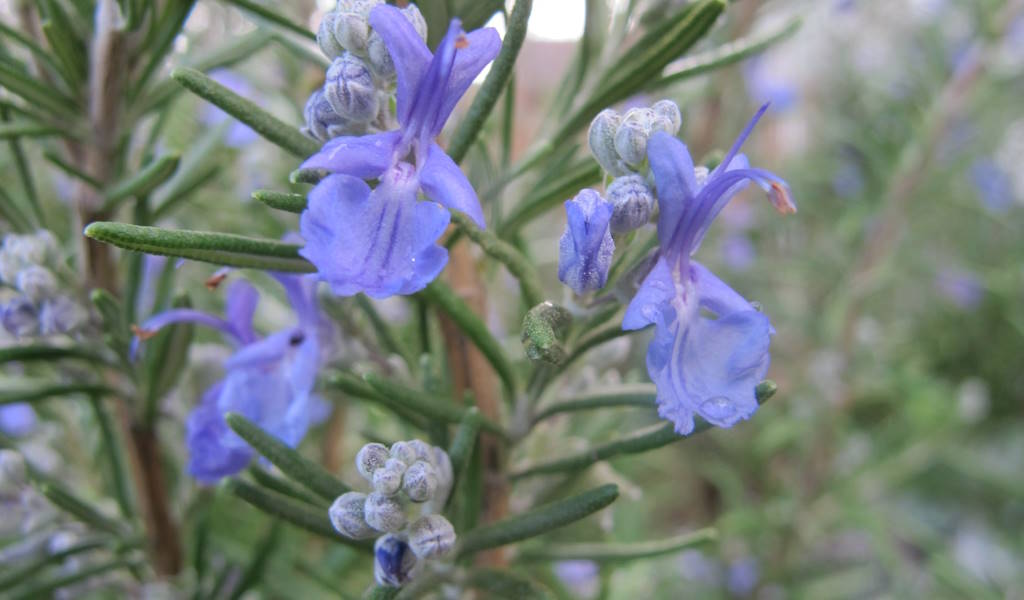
[647,131,698,252]
[300,169,450,298]
[435,27,501,134]
[622,257,677,330]
[419,142,486,227]
[368,5,432,127]
[225,280,260,344]
[186,382,252,483]
[558,189,615,294]
[224,327,295,371]
[691,261,759,317]
[301,130,402,178]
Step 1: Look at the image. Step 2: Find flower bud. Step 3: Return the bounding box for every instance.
[372,458,406,496]
[431,447,453,494]
[406,439,434,465]
[407,514,456,559]
[302,89,356,142]
[317,11,345,59]
[333,0,382,55]
[588,110,629,176]
[364,492,407,532]
[38,296,88,336]
[614,108,657,168]
[324,54,379,123]
[356,442,390,480]
[558,189,615,295]
[389,441,418,466]
[0,450,27,495]
[607,175,655,233]
[366,32,394,82]
[3,231,56,268]
[329,492,378,539]
[15,266,56,303]
[2,298,39,338]
[402,460,438,503]
[374,534,419,587]
[651,99,682,135]
[521,301,571,364]
[401,4,428,42]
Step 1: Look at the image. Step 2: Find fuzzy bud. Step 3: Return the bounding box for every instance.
[328,492,378,539]
[651,99,682,135]
[372,458,406,496]
[324,53,379,123]
[614,108,656,167]
[558,189,615,295]
[38,296,88,336]
[521,301,571,364]
[402,460,438,503]
[365,5,427,82]
[364,492,407,532]
[588,109,629,176]
[302,90,352,142]
[389,441,417,466]
[15,266,56,303]
[0,450,27,495]
[356,442,390,481]
[406,440,434,465]
[374,534,420,587]
[607,174,655,233]
[401,4,428,42]
[407,514,456,559]
[333,0,382,55]
[317,11,345,59]
[2,298,39,338]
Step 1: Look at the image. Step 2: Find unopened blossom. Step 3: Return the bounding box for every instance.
[558,189,615,295]
[623,104,795,434]
[301,5,500,298]
[134,275,328,482]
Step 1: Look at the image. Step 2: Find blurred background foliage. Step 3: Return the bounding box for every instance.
[2,0,1023,598]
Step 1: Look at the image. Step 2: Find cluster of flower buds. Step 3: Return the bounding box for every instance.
[329,439,456,587]
[304,1,428,141]
[0,231,87,339]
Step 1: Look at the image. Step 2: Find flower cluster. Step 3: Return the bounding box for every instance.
[329,440,455,587]
[134,274,329,482]
[303,0,426,142]
[559,101,796,434]
[0,231,88,339]
[300,4,500,298]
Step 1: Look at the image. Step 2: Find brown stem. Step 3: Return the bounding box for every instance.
[437,236,509,567]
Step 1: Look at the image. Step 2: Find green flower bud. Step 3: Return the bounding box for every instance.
[607,174,655,233]
[521,301,572,364]
[324,53,379,123]
[402,460,438,503]
[364,492,407,532]
[356,442,390,481]
[407,514,456,559]
[328,492,377,539]
[588,109,630,176]
[372,458,407,496]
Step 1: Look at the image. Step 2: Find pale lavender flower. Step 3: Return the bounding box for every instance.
[623,104,795,434]
[558,189,615,294]
[300,6,500,298]
[0,404,38,438]
[970,159,1014,214]
[935,268,983,310]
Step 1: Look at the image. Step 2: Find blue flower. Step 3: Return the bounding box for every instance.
[135,275,329,482]
[623,104,795,434]
[558,189,615,294]
[0,404,37,438]
[300,6,500,298]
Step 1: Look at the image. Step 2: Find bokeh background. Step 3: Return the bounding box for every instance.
[3,0,1023,598]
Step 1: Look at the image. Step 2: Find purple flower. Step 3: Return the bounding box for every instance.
[558,189,615,294]
[0,404,38,438]
[970,159,1014,215]
[134,275,328,482]
[935,268,983,310]
[300,6,500,298]
[623,104,795,434]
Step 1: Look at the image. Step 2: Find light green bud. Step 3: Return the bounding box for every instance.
[588,109,630,176]
[407,514,456,559]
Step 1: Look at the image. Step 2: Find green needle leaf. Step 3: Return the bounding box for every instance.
[497,160,602,238]
[532,385,657,424]
[7,559,140,600]
[0,383,114,406]
[0,344,111,366]
[226,480,372,552]
[465,568,556,600]
[171,67,319,157]
[449,210,545,307]
[518,527,718,562]
[83,222,316,273]
[457,484,619,557]
[0,121,62,139]
[0,61,77,115]
[225,412,350,501]
[37,481,126,536]
[363,374,507,439]
[102,154,181,211]
[419,281,517,395]
[228,522,283,600]
[224,0,317,41]
[447,408,482,486]
[252,189,307,213]
[447,0,533,164]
